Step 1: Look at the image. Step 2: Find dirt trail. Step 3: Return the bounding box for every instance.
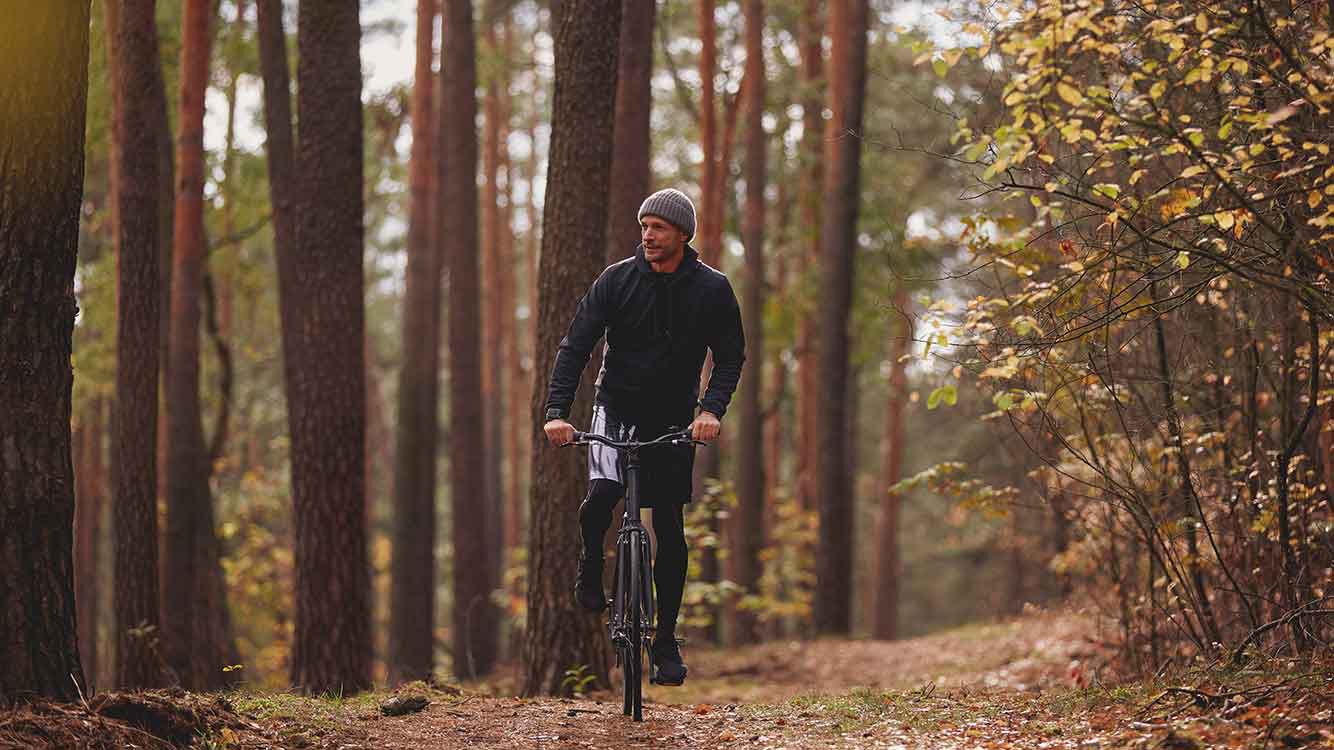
[8,611,1329,749]
[344,611,1105,749]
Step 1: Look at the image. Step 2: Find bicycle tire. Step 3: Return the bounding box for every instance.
[616,537,633,717]
[628,535,644,721]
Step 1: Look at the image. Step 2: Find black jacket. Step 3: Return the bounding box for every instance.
[544,244,746,429]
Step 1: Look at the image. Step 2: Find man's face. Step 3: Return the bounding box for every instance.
[641,215,686,264]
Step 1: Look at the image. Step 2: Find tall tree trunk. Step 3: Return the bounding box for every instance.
[110,0,167,690]
[605,0,656,263]
[812,0,869,636]
[389,0,441,687]
[521,0,621,696]
[256,0,298,310]
[730,0,766,646]
[286,0,371,694]
[442,0,498,680]
[871,288,910,640]
[163,0,223,690]
[697,0,717,264]
[481,7,508,634]
[795,0,822,516]
[501,18,525,574]
[0,3,92,704]
[75,401,106,690]
[152,0,174,533]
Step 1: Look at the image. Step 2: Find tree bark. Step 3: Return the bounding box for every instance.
[795,0,822,516]
[163,0,233,690]
[0,4,92,704]
[871,287,910,640]
[812,0,869,636]
[109,0,168,690]
[75,401,106,691]
[480,7,508,634]
[521,0,621,696]
[605,0,656,263]
[255,0,298,308]
[286,0,371,694]
[442,0,498,680]
[697,0,718,267]
[389,0,441,686]
[500,19,525,582]
[730,0,766,646]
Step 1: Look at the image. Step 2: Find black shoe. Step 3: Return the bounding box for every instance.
[573,555,607,612]
[650,636,688,686]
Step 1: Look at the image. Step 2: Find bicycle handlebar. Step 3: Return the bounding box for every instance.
[565,428,707,450]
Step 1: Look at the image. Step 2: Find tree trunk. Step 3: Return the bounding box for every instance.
[812,0,869,636]
[75,401,106,691]
[286,0,371,694]
[500,19,525,581]
[521,0,621,696]
[730,0,766,646]
[0,4,92,704]
[442,0,498,680]
[163,0,231,690]
[389,0,441,687]
[256,0,298,308]
[795,0,822,517]
[110,0,167,690]
[871,288,909,640]
[481,8,508,636]
[605,0,656,263]
[697,0,722,271]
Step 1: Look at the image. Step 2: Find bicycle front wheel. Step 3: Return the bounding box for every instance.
[627,534,644,721]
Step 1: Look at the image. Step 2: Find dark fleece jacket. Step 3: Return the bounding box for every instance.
[544,243,746,431]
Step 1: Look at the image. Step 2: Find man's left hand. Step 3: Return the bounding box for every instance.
[690,411,721,443]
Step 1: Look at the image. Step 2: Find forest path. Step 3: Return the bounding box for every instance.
[347,611,1113,749]
[7,611,1329,748]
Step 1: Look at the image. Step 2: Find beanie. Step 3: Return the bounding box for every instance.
[637,188,697,241]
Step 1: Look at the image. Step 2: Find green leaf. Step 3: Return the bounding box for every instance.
[993,392,1016,410]
[1093,183,1121,199]
[927,384,958,410]
[933,58,949,78]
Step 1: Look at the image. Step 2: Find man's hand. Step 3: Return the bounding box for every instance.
[690,411,721,443]
[544,418,576,447]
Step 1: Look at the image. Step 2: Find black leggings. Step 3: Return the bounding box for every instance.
[579,478,687,638]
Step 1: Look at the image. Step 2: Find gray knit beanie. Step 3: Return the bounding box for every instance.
[637,188,697,241]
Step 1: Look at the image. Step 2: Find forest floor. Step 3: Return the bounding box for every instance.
[4,608,1331,749]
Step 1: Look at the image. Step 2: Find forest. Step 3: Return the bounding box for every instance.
[0,0,1331,748]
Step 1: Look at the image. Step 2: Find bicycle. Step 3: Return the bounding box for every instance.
[565,426,701,722]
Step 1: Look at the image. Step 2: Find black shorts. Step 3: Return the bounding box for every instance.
[587,402,694,508]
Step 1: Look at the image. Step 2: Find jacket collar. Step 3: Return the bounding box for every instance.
[633,242,700,282]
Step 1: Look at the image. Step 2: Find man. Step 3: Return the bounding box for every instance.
[542,188,745,686]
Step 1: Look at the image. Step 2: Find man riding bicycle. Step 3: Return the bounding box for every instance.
[542,188,746,686]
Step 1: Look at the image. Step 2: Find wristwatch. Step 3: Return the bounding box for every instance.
[545,407,565,422]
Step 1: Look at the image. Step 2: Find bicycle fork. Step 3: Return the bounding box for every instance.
[608,524,656,662]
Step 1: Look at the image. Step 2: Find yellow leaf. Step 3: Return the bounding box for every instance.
[1195,13,1208,33]
[1177,251,1190,269]
[1312,191,1324,209]
[1130,169,1148,185]
[1215,211,1235,230]
[1150,80,1167,100]
[1057,82,1085,106]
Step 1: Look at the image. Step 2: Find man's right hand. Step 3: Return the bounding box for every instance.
[543,418,576,447]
